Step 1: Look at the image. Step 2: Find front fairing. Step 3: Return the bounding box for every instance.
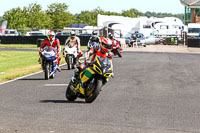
[64,45,77,57]
[92,56,113,78]
[41,46,56,60]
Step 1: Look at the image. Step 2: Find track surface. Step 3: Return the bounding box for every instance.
[1,51,200,133]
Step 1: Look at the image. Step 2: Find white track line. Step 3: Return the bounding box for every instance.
[44,84,68,87]
[0,63,66,86]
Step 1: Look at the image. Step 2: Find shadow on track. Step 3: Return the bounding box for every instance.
[61,68,71,71]
[19,78,45,80]
[39,100,86,104]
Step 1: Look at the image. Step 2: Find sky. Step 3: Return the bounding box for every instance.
[0,0,184,16]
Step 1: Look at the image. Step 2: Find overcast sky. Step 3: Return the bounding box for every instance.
[0,0,184,16]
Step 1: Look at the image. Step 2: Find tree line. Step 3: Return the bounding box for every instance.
[0,2,184,30]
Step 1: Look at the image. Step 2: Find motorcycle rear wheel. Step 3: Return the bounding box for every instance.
[85,79,102,103]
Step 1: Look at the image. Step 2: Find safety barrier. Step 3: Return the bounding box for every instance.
[0,36,91,46]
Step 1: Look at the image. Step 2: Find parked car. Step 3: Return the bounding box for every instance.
[145,35,161,45]
[125,33,146,47]
[26,31,46,36]
[55,32,70,36]
[5,29,19,36]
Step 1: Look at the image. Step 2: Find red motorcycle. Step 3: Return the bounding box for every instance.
[111,40,122,57]
[102,38,122,58]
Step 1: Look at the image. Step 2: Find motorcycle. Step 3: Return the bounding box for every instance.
[111,40,122,58]
[102,37,122,57]
[63,44,78,70]
[65,55,113,103]
[41,46,58,80]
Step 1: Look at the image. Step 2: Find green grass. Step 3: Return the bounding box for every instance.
[0,51,66,83]
[0,51,42,82]
[0,44,88,50]
[0,44,38,49]
[0,44,87,83]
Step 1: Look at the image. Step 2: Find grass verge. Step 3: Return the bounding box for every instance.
[0,44,38,49]
[0,44,88,50]
[0,51,65,83]
[0,44,87,83]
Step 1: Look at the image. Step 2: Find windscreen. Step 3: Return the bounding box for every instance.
[188,28,200,33]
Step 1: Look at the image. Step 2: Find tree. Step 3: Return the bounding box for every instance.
[122,8,144,18]
[27,3,52,29]
[76,10,97,26]
[76,7,121,26]
[144,11,184,21]
[46,3,76,29]
[2,7,27,29]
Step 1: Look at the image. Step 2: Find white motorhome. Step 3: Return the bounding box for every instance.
[97,14,184,38]
[152,22,183,37]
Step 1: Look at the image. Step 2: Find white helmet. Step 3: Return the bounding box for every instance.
[47,30,55,42]
[70,31,76,37]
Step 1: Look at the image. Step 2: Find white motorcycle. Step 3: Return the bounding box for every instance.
[63,44,78,70]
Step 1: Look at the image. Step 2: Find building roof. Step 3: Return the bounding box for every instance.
[67,24,88,28]
[180,0,200,7]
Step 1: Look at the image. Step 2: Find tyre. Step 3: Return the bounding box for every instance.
[117,48,122,58]
[66,55,72,70]
[72,57,76,69]
[85,79,102,103]
[44,62,50,80]
[49,62,55,79]
[65,82,77,101]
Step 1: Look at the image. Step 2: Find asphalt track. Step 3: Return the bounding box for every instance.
[1,51,200,133]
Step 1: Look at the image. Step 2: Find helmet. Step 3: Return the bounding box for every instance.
[47,30,55,42]
[108,33,113,39]
[100,43,112,53]
[70,31,76,37]
[92,30,98,37]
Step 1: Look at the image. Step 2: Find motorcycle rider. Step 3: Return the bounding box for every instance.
[64,31,81,54]
[108,32,121,46]
[71,41,114,95]
[87,30,101,50]
[64,31,82,65]
[39,30,61,72]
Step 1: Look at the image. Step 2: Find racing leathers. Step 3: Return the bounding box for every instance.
[87,36,101,50]
[64,36,81,53]
[39,38,61,71]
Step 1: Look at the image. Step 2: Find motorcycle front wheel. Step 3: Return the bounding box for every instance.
[66,81,77,101]
[49,62,55,79]
[85,79,102,103]
[117,48,122,58]
[44,62,50,80]
[66,55,72,70]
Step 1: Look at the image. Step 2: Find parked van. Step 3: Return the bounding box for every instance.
[187,23,200,37]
